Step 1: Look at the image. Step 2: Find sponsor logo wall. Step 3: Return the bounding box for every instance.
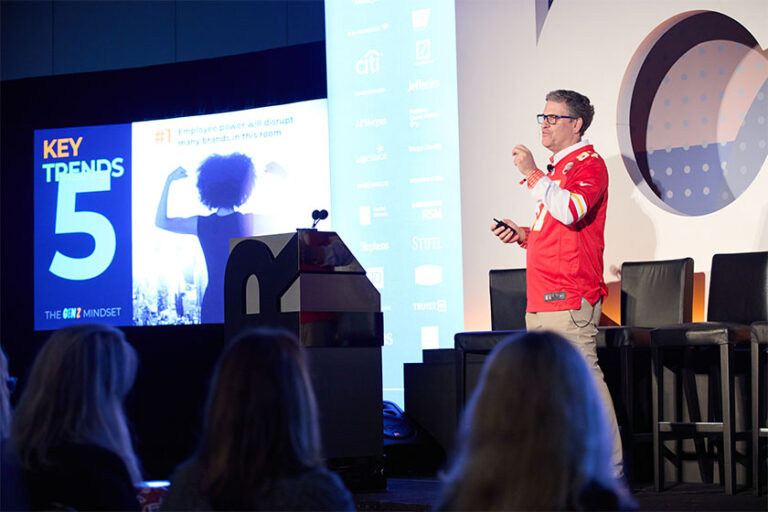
[326,1,463,405]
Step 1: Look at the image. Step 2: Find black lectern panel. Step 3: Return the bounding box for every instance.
[224,230,384,489]
[224,230,381,341]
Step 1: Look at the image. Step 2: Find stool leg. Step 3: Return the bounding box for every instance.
[721,343,735,495]
[752,341,760,495]
[652,345,663,491]
[682,358,711,482]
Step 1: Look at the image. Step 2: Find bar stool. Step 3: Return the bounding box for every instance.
[455,268,527,414]
[650,251,768,495]
[596,257,693,486]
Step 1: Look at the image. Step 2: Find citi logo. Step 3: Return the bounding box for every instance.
[356,50,382,75]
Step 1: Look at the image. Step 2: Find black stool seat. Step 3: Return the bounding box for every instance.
[454,330,517,353]
[652,322,752,347]
[596,326,651,348]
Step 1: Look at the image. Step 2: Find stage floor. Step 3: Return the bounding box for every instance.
[353,477,767,511]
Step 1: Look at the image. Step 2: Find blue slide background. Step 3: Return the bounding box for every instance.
[34,124,133,329]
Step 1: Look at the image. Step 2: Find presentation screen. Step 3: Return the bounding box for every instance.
[34,99,330,330]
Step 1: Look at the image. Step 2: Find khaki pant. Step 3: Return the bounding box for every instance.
[526,298,624,478]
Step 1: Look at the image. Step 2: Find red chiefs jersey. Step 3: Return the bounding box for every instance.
[524,142,608,312]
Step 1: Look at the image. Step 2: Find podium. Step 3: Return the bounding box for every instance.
[224,229,384,490]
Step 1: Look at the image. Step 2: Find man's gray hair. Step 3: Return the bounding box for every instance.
[546,90,594,135]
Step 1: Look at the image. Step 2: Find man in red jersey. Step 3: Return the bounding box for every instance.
[491,89,624,479]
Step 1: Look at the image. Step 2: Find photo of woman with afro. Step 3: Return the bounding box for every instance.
[156,152,257,323]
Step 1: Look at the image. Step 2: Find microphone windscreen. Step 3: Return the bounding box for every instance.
[312,210,320,220]
[319,209,328,219]
[546,164,554,173]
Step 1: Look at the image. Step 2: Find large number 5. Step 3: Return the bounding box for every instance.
[49,172,116,281]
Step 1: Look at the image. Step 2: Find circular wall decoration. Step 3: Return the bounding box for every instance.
[618,11,767,216]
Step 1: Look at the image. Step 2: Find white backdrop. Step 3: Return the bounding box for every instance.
[457,0,768,330]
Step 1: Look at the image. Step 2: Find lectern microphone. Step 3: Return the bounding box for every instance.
[311,209,329,228]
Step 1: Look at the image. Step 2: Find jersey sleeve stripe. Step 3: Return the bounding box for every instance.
[570,193,587,221]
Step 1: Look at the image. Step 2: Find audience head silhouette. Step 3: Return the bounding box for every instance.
[10,324,142,484]
[438,330,619,511]
[198,327,324,509]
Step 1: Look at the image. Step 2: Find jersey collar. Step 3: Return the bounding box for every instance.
[550,139,590,166]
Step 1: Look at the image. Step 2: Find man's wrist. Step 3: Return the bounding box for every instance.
[519,168,545,188]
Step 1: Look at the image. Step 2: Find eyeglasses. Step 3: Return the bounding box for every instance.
[537,114,576,125]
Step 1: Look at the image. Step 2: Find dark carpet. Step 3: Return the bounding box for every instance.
[353,477,767,511]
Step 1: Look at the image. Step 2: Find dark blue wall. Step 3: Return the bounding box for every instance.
[1,0,324,80]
